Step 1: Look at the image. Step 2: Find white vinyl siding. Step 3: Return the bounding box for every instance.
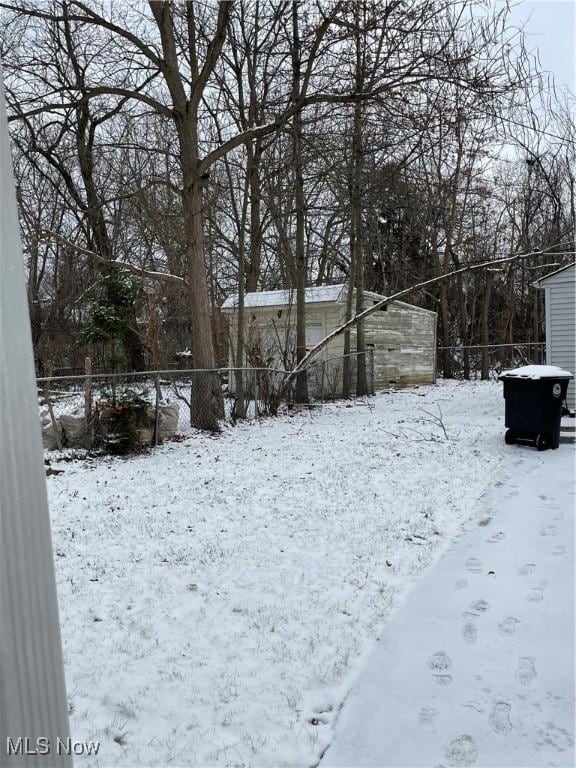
[542,265,575,410]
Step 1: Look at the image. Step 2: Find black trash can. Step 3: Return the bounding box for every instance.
[499,365,573,451]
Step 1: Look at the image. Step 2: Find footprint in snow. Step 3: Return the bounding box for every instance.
[465,558,482,574]
[462,620,477,645]
[444,735,478,766]
[516,657,537,685]
[489,701,513,734]
[454,578,469,591]
[419,705,437,725]
[539,524,557,537]
[518,563,536,576]
[486,531,505,544]
[465,599,490,618]
[526,587,544,602]
[477,517,492,527]
[433,674,454,686]
[498,617,520,635]
[428,651,452,671]
[552,545,566,556]
[535,722,574,751]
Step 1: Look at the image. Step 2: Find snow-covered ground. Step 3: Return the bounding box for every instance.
[323,415,575,768]
[45,380,571,766]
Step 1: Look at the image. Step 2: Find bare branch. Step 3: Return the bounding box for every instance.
[39,231,187,286]
[289,242,574,377]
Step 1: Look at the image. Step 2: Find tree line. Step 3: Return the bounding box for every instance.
[1,0,574,428]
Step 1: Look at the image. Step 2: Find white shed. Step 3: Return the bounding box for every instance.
[222,283,437,393]
[535,262,576,411]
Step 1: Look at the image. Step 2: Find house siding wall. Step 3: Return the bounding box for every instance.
[543,266,575,409]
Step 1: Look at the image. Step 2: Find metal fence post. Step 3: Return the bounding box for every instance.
[369,348,375,394]
[154,372,161,446]
[253,369,259,418]
[43,372,63,451]
[84,355,92,448]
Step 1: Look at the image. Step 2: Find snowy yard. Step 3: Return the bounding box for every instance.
[47,380,541,766]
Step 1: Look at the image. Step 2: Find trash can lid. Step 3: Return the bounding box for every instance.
[499,364,573,380]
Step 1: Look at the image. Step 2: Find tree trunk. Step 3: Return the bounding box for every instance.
[122,317,146,371]
[455,267,469,379]
[342,283,354,397]
[294,118,308,403]
[235,240,246,419]
[351,99,367,396]
[182,177,221,430]
[292,2,308,403]
[480,270,492,380]
[246,139,262,293]
[570,176,575,247]
[439,281,452,377]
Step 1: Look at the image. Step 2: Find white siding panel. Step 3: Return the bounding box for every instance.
[550,303,576,310]
[550,328,575,337]
[545,272,575,410]
[547,281,576,291]
[549,285,576,296]
[550,309,576,318]
[550,309,575,317]
[539,264,576,288]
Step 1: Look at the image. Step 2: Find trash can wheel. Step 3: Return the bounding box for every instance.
[505,429,516,445]
[535,433,550,451]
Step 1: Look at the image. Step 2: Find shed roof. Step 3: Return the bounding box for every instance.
[222,283,437,316]
[221,284,345,310]
[533,261,575,287]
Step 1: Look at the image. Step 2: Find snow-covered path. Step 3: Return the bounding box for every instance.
[322,437,575,767]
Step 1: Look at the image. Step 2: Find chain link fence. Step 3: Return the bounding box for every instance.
[307,350,375,399]
[437,343,546,381]
[38,351,374,451]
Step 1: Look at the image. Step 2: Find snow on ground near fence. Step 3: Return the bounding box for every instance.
[47,380,516,767]
[40,379,261,436]
[323,424,574,768]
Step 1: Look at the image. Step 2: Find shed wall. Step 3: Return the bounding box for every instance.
[227,303,343,368]
[225,291,437,392]
[360,302,436,388]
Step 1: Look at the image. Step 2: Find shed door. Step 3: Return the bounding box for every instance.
[306,323,324,397]
[306,323,324,350]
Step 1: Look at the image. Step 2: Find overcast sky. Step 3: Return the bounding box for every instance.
[506,0,575,95]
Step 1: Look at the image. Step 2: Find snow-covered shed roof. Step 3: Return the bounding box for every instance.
[221,284,345,311]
